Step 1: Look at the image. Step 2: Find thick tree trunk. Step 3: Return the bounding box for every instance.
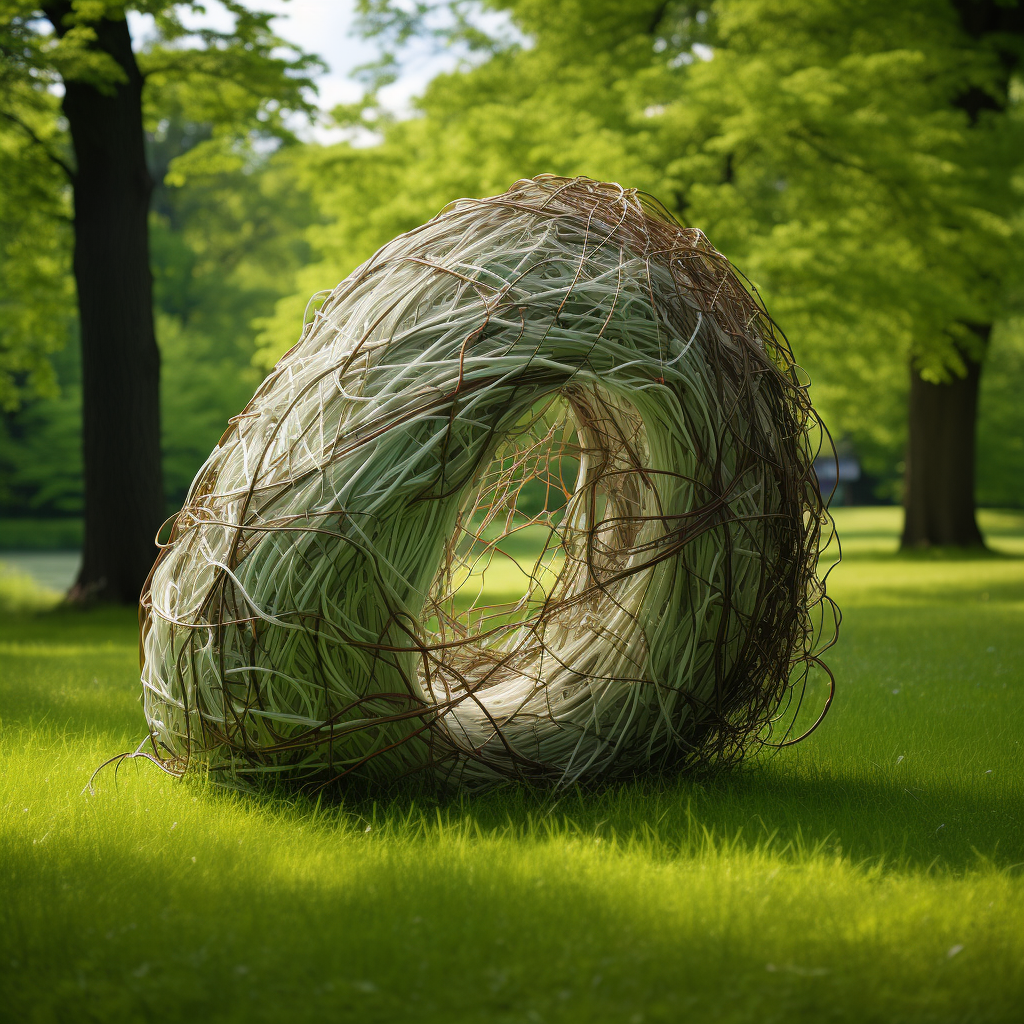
[45,5,163,603]
[900,341,986,549]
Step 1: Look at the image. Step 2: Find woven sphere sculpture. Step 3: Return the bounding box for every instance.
[140,175,837,792]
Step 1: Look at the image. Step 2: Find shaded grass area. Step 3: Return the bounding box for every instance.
[828,506,1024,558]
[2,509,1023,1022]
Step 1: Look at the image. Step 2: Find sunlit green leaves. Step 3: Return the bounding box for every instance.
[283,0,1022,496]
[0,100,74,410]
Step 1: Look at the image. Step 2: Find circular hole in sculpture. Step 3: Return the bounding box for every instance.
[422,383,659,730]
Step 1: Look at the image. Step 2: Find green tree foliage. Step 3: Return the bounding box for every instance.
[152,139,316,507]
[0,0,314,403]
[0,90,74,410]
[670,0,1024,492]
[0,1,320,523]
[257,0,1023,505]
[977,320,1024,506]
[0,0,323,393]
[0,133,316,517]
[0,344,82,516]
[254,1,678,362]
[3,0,1022,525]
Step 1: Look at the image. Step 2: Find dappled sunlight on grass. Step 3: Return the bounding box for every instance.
[2,510,1023,1022]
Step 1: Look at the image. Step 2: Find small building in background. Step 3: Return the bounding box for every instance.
[814,453,862,507]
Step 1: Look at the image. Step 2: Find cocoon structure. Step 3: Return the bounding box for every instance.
[139,175,838,791]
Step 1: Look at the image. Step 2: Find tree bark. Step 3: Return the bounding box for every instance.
[45,4,163,603]
[900,339,986,550]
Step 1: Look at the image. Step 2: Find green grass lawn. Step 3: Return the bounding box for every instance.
[2,508,1023,1023]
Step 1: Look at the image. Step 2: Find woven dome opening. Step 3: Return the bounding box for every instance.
[423,385,658,744]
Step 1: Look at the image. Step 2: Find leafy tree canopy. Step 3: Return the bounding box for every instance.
[3,0,1022,517]
[672,0,1024,475]
[256,0,1023,496]
[0,1,322,518]
[0,0,323,408]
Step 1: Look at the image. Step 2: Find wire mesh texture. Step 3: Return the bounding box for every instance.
[138,174,839,793]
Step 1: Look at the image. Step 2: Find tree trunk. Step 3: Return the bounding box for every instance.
[900,341,986,549]
[45,5,163,603]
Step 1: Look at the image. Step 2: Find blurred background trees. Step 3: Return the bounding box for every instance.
[1,0,319,601]
[2,0,1022,600]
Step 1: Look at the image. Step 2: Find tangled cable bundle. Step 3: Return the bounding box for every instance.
[140,175,838,792]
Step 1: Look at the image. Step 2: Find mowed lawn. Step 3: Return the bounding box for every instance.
[1,508,1022,1023]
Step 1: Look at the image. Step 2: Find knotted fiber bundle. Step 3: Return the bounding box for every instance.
[139,175,838,792]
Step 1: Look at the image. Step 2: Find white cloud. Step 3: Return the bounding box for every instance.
[128,1,478,144]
